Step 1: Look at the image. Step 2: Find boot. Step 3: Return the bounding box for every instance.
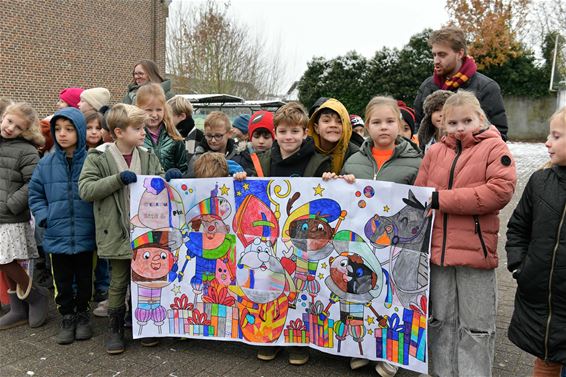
[0,290,28,330]
[75,311,93,341]
[56,314,76,345]
[17,279,49,328]
[106,307,125,354]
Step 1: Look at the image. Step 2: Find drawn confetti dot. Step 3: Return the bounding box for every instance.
[301,294,307,301]
[358,200,366,208]
[181,184,187,191]
[364,186,375,198]
[355,191,362,197]
[189,189,194,193]
[394,307,399,312]
[301,302,306,307]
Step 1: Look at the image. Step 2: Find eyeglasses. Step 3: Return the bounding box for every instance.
[133,71,146,77]
[204,133,226,141]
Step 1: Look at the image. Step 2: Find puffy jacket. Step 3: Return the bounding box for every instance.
[29,108,95,254]
[342,137,422,184]
[122,79,174,105]
[0,137,39,224]
[79,144,163,259]
[506,165,566,364]
[144,126,188,175]
[414,126,516,269]
[414,72,508,141]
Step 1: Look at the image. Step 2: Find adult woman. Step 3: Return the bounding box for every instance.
[122,59,174,104]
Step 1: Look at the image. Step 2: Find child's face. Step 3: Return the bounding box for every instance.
[56,100,69,110]
[314,112,343,146]
[77,99,94,114]
[116,123,146,148]
[133,64,149,86]
[366,105,400,150]
[86,119,102,147]
[546,118,566,166]
[171,112,186,127]
[444,105,483,136]
[250,129,273,152]
[231,127,247,142]
[204,122,230,153]
[401,120,412,139]
[275,122,306,158]
[0,112,28,139]
[54,118,78,155]
[431,110,443,129]
[141,97,164,131]
[352,126,365,137]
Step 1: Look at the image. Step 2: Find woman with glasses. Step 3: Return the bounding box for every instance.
[122,60,174,105]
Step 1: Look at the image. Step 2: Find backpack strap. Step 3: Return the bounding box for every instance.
[250,152,264,177]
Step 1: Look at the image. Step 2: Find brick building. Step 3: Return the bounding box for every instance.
[0,0,168,117]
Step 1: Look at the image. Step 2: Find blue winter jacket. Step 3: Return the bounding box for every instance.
[29,107,95,254]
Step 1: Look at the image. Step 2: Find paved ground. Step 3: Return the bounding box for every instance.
[0,142,548,377]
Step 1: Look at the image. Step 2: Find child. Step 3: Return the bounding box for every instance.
[78,87,111,113]
[29,107,96,344]
[350,114,365,138]
[232,110,275,175]
[307,98,358,174]
[167,95,203,161]
[231,113,250,152]
[188,111,239,177]
[0,102,48,330]
[414,91,516,376]
[417,90,453,153]
[506,106,566,376]
[79,103,165,354]
[397,101,419,145]
[194,151,229,178]
[136,83,188,175]
[57,87,83,110]
[84,111,104,149]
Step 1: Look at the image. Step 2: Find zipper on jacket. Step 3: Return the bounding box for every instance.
[68,160,75,249]
[440,140,462,266]
[473,215,488,258]
[544,203,566,360]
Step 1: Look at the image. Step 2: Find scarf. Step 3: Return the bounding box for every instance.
[433,55,477,91]
[108,143,142,228]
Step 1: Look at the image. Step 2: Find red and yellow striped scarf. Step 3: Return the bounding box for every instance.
[433,56,478,90]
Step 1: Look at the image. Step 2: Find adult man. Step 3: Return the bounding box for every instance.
[414,26,508,140]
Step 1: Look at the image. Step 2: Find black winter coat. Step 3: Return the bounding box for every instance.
[505,165,566,363]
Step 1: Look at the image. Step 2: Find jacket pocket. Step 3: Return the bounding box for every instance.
[473,215,488,258]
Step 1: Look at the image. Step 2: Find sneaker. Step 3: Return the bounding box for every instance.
[288,347,309,366]
[75,311,93,340]
[93,290,108,303]
[93,300,108,317]
[56,314,76,345]
[375,361,399,377]
[257,347,281,361]
[350,357,370,370]
[140,337,159,347]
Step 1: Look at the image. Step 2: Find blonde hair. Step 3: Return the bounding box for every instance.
[204,111,231,132]
[549,105,566,129]
[3,102,44,146]
[0,97,13,117]
[167,96,193,117]
[193,152,228,178]
[442,91,489,130]
[135,83,183,141]
[106,103,148,137]
[365,96,403,133]
[273,102,308,129]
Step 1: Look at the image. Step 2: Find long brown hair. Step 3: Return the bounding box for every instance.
[131,59,164,85]
[135,83,183,141]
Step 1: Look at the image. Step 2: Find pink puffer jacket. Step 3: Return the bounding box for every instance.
[415,126,516,269]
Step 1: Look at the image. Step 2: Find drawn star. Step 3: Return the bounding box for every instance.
[236,190,242,196]
[383,205,390,213]
[171,284,181,295]
[220,184,230,195]
[318,273,325,280]
[368,329,373,335]
[321,262,328,269]
[313,183,325,197]
[367,316,375,325]
[242,183,250,191]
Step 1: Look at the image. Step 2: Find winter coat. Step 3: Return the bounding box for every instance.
[0,137,39,224]
[28,108,95,254]
[122,79,174,105]
[144,126,188,175]
[186,138,238,178]
[78,144,163,259]
[342,137,422,184]
[414,72,508,141]
[414,125,516,269]
[506,165,566,364]
[231,144,257,176]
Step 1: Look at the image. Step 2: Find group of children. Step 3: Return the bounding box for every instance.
[0,82,563,376]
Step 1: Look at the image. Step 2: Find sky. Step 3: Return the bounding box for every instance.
[169,0,450,93]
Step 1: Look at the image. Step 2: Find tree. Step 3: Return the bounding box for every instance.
[167,1,284,98]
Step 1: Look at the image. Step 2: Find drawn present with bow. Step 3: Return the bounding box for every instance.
[303,301,334,348]
[185,307,215,336]
[284,318,310,344]
[167,294,193,335]
[202,282,239,338]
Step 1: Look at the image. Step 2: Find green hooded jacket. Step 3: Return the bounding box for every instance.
[122,79,174,105]
[144,127,188,175]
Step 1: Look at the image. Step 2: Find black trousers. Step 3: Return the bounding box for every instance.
[50,251,94,315]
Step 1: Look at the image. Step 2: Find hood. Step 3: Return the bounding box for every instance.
[50,107,87,156]
[360,136,422,160]
[442,125,501,150]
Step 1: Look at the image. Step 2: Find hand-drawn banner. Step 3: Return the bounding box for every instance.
[129,176,434,374]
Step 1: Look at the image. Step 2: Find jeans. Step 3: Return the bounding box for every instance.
[94,255,110,293]
[429,265,497,377]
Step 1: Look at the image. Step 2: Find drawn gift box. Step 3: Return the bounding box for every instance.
[184,308,214,336]
[202,283,237,338]
[375,309,426,365]
[283,318,310,344]
[305,302,334,348]
[167,294,194,335]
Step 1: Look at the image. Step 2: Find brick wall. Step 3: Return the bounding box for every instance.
[0,0,168,118]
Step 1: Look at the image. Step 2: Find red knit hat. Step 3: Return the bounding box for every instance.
[397,100,416,135]
[248,110,275,139]
[59,87,84,109]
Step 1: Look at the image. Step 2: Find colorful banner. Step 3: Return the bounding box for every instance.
[130,177,433,374]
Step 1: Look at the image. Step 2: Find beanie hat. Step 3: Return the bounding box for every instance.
[248,110,275,139]
[308,97,329,118]
[349,114,364,129]
[80,88,111,111]
[232,114,251,134]
[397,100,416,136]
[59,87,83,108]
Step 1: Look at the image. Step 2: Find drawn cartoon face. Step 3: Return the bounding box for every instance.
[131,247,175,281]
[216,258,232,286]
[191,214,230,250]
[132,178,185,229]
[288,217,334,259]
[236,238,286,303]
[330,253,377,295]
